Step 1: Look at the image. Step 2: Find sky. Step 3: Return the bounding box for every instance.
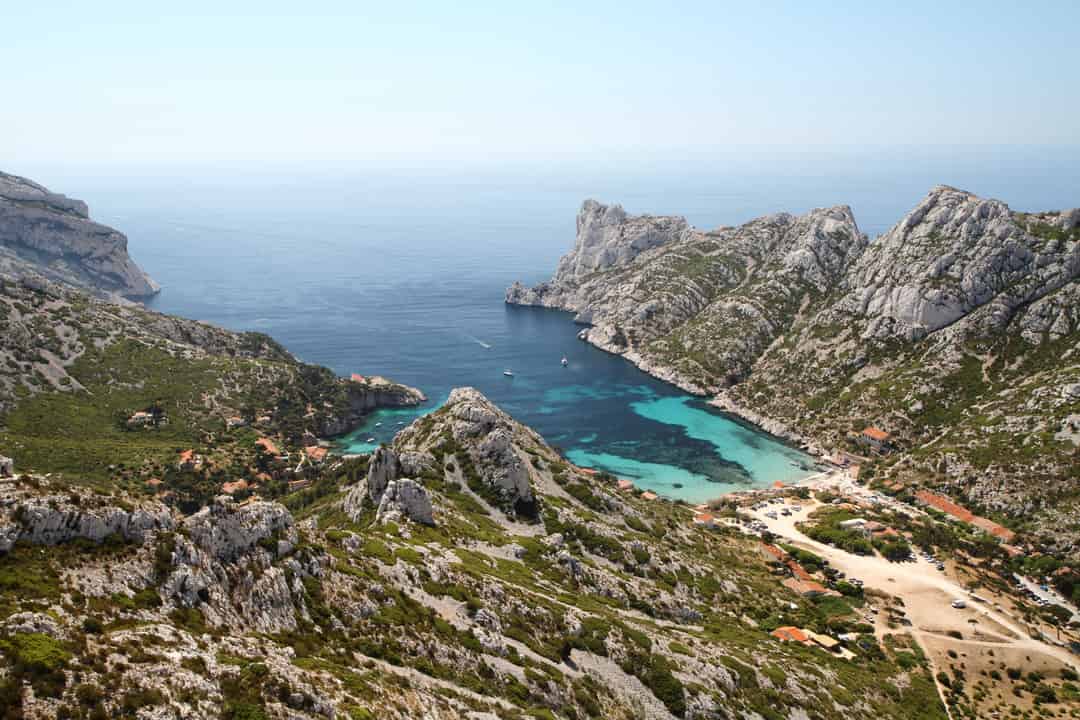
[2,1,1078,171]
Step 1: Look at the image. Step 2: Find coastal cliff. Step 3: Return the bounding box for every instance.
[0,170,159,300]
[509,187,1080,536]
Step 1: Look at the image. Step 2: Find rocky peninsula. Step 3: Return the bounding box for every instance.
[509,187,1080,540]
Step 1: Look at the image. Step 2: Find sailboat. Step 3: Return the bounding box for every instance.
[561,357,568,367]
[503,368,514,377]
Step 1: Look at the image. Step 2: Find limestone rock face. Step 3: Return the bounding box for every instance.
[555,199,691,281]
[343,446,434,526]
[163,497,305,633]
[509,185,1080,528]
[507,200,866,392]
[366,446,400,504]
[182,496,295,563]
[375,478,434,526]
[0,482,174,553]
[0,170,159,299]
[318,377,427,437]
[833,185,1080,341]
[391,387,541,519]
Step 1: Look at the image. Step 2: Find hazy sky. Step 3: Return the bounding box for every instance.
[3,1,1078,170]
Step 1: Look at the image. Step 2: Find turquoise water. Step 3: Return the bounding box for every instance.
[334,333,819,502]
[83,155,1077,502]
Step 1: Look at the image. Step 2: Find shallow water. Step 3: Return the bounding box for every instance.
[73,153,1076,501]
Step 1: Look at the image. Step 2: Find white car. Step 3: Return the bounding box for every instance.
[951,599,966,609]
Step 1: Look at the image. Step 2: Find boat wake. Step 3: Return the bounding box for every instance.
[465,335,492,349]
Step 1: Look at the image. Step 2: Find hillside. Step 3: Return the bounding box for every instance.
[0,277,424,508]
[0,386,949,720]
[508,187,1080,543]
[0,171,158,300]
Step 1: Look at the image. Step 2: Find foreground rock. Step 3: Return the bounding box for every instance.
[0,480,174,553]
[344,446,435,525]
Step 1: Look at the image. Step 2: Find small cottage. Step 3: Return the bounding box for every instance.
[859,426,891,452]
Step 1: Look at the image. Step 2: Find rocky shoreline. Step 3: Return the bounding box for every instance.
[508,292,826,466]
[320,375,427,438]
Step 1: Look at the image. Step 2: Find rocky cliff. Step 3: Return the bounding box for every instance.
[509,187,1080,534]
[318,375,427,436]
[508,198,867,393]
[0,390,950,720]
[0,170,159,300]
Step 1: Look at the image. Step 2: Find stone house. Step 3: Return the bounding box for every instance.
[858,426,891,453]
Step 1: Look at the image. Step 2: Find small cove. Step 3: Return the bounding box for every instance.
[84,163,1065,502]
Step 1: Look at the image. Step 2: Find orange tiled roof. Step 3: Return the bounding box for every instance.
[782,578,831,596]
[771,626,810,643]
[862,426,890,442]
[178,449,194,463]
[971,516,1016,542]
[305,446,329,462]
[786,560,813,581]
[350,373,366,383]
[693,513,715,523]
[616,479,634,491]
[641,491,658,500]
[915,490,975,522]
[221,479,249,495]
[255,438,281,456]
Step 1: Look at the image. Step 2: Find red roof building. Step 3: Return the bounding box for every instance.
[693,513,716,527]
[862,427,890,442]
[255,438,281,456]
[221,479,249,495]
[771,626,811,644]
[782,578,837,597]
[305,446,329,463]
[916,490,1015,542]
[786,559,814,581]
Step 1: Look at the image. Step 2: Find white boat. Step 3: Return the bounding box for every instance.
[366,437,375,442]
[561,357,568,366]
[375,422,382,427]
[503,369,514,377]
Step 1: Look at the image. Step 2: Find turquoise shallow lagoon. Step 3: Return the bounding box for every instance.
[334,307,819,502]
[88,154,1079,502]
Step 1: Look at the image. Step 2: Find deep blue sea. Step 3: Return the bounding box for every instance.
[55,147,1079,502]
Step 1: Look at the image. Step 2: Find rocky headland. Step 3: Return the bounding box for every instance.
[509,186,1080,540]
[0,170,159,300]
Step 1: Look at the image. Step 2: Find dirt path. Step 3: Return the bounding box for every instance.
[750,502,1079,670]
